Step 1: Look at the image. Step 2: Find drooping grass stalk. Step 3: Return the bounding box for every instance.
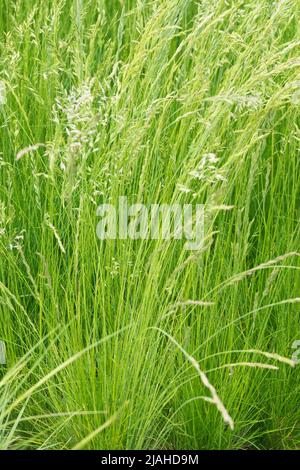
[0,0,299,450]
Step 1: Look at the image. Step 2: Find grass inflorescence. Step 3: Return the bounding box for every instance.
[0,0,299,450]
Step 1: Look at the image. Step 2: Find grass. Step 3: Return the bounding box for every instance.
[0,0,300,450]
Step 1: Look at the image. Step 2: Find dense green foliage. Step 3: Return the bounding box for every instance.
[0,0,299,449]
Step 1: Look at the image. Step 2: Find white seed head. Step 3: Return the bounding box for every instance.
[0,81,6,106]
[177,184,192,193]
[291,87,300,105]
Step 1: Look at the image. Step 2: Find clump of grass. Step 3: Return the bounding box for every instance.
[0,0,299,450]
